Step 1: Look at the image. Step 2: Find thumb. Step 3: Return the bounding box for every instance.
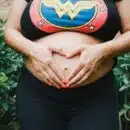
[66,47,84,58]
[49,46,66,56]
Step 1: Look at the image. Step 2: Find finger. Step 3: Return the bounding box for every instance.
[40,75,52,86]
[28,61,58,88]
[66,63,84,83]
[45,65,66,88]
[41,70,61,89]
[80,69,93,85]
[30,63,53,86]
[43,60,66,88]
[66,67,89,87]
[74,69,93,87]
[35,70,53,86]
[47,70,61,88]
[69,83,80,88]
[49,47,66,56]
[41,71,56,87]
[49,63,65,81]
[66,47,84,58]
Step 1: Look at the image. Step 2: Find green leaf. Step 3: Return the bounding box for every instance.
[119,107,128,117]
[2,102,9,111]
[124,104,130,109]
[0,72,8,82]
[119,84,130,91]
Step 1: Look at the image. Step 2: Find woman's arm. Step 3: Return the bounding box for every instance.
[4,0,34,57]
[103,0,130,57]
[4,0,66,88]
[63,0,130,87]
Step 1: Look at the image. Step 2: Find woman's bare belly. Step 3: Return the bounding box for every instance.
[24,32,114,86]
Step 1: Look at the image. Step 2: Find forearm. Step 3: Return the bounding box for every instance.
[4,28,35,57]
[104,31,130,57]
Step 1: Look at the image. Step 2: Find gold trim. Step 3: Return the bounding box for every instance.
[39,0,98,29]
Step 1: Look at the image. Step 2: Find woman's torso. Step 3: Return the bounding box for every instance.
[21,0,121,85]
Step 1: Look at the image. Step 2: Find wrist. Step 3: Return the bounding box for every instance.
[24,41,36,57]
[102,41,116,58]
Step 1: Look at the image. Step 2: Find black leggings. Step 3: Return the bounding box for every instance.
[16,66,119,130]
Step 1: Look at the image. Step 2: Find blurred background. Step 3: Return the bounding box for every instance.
[0,0,130,130]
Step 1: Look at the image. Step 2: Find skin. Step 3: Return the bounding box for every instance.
[24,32,114,88]
[64,0,130,88]
[4,0,130,89]
[4,0,66,88]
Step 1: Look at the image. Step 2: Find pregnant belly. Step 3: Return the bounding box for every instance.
[24,32,114,86]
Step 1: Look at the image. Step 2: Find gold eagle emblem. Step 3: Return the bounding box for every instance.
[42,0,98,20]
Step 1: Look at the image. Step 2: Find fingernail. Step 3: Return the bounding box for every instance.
[49,84,52,86]
[48,83,52,86]
[66,54,70,57]
[62,80,66,83]
[66,84,69,87]
[65,79,69,83]
[61,84,66,88]
[60,82,66,88]
[62,84,69,88]
[62,83,67,87]
[56,86,60,89]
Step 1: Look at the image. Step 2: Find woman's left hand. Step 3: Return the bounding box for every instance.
[64,43,113,88]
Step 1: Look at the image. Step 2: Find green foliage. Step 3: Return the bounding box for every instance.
[0,18,23,130]
[114,55,130,130]
[0,18,130,130]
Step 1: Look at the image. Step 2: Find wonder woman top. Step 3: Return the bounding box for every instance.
[20,0,121,41]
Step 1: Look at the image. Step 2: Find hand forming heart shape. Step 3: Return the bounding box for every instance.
[49,43,113,88]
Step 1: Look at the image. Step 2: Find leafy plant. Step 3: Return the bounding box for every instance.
[114,54,130,130]
[0,18,23,130]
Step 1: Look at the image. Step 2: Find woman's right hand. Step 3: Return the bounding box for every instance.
[23,43,66,89]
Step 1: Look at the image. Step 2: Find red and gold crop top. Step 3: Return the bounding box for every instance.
[21,0,121,41]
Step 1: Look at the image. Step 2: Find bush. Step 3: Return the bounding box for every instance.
[0,18,130,130]
[0,18,23,130]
